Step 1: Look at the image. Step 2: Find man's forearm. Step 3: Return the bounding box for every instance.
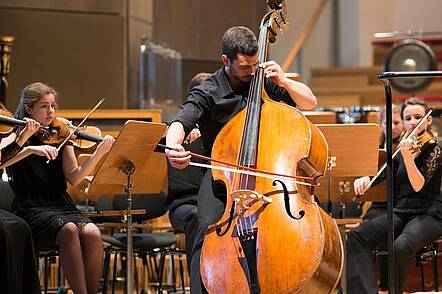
[166,121,186,146]
[282,78,317,110]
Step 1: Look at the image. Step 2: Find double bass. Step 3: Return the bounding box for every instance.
[200,2,344,293]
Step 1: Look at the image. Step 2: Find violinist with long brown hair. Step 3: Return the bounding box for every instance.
[347,97,442,294]
[165,26,317,293]
[1,82,114,294]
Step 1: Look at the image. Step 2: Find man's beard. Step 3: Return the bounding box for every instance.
[232,71,253,83]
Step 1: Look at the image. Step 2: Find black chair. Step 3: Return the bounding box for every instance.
[374,238,442,292]
[97,193,182,294]
[36,246,66,294]
[415,238,441,291]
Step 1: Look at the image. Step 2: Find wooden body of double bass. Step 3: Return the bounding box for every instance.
[200,99,344,293]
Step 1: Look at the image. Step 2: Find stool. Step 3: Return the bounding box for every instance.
[36,247,68,294]
[101,232,180,293]
[416,240,440,291]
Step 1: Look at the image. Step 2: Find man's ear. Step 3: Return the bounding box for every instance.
[222,55,230,66]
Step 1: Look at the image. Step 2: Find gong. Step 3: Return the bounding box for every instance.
[383,39,437,93]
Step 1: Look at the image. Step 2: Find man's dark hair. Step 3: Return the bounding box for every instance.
[221,26,258,61]
[187,72,210,92]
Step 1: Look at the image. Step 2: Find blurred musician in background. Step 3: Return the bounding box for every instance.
[166,72,209,281]
[358,104,404,292]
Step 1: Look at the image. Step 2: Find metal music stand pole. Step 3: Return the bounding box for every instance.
[120,160,136,294]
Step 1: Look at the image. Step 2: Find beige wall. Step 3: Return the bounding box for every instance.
[271,0,442,81]
[0,0,265,110]
[270,0,333,82]
[358,0,442,66]
[127,0,154,107]
[2,0,441,110]
[152,0,266,61]
[0,6,126,110]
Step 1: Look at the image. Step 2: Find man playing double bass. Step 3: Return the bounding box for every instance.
[165,26,317,293]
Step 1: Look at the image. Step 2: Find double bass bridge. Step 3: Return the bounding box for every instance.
[230,189,272,212]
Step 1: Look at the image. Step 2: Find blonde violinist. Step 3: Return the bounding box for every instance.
[2,82,114,294]
[347,97,442,294]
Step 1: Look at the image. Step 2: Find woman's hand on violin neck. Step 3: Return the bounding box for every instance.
[17,118,40,146]
[165,144,191,169]
[94,135,114,157]
[26,145,58,160]
[354,176,370,195]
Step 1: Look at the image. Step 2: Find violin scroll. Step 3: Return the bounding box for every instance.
[267,0,285,10]
[0,107,20,137]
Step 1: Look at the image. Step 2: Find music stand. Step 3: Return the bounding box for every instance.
[314,124,381,215]
[87,120,167,294]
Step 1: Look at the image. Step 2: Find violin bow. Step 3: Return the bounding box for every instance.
[46,98,105,163]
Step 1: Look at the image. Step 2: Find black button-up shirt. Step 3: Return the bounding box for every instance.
[172,67,295,156]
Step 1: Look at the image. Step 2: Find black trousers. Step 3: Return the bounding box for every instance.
[169,204,198,276]
[0,209,40,294]
[363,206,388,290]
[346,212,442,294]
[169,170,225,294]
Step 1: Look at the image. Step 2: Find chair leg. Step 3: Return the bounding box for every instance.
[432,244,439,291]
[157,251,167,294]
[44,256,49,294]
[134,253,139,294]
[121,252,128,294]
[58,261,65,293]
[171,251,177,292]
[112,250,118,294]
[178,254,185,293]
[140,254,148,294]
[420,261,425,291]
[102,247,112,294]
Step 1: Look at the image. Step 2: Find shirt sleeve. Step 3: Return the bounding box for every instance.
[371,155,400,187]
[170,87,212,137]
[264,79,296,107]
[420,144,442,187]
[1,141,23,165]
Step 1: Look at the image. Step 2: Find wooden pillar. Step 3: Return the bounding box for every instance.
[0,35,14,106]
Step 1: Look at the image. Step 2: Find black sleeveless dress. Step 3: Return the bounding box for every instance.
[7,138,92,249]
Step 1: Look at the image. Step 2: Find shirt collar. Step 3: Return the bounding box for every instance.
[217,67,235,98]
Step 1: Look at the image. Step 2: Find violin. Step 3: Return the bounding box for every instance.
[0,110,103,151]
[39,117,104,151]
[410,129,437,153]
